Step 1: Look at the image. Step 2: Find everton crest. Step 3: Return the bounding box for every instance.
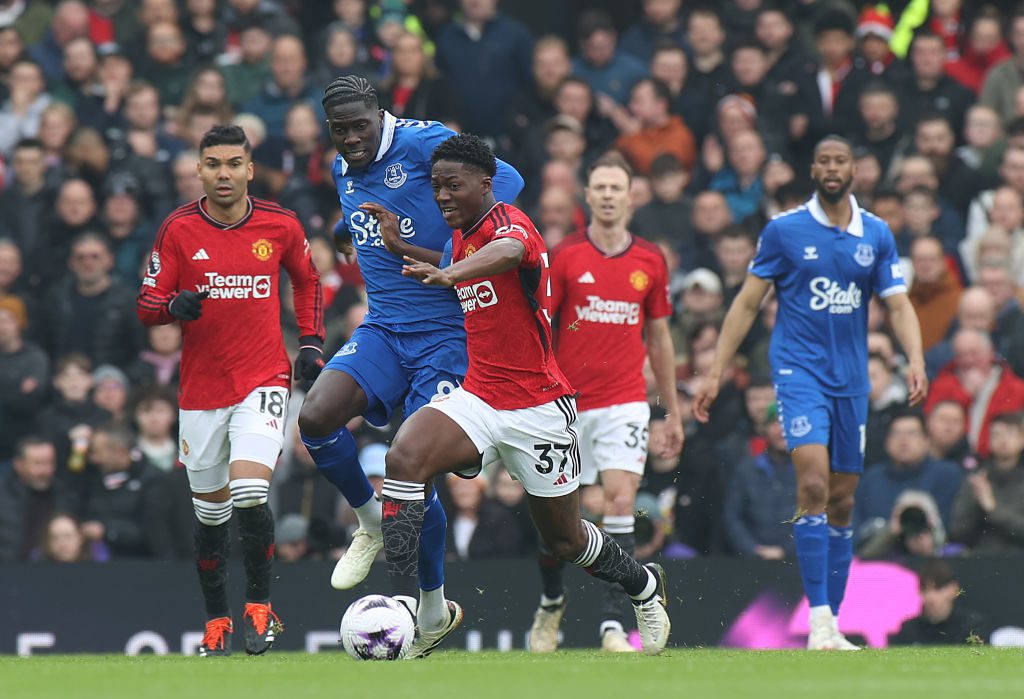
[854,243,875,267]
[384,163,407,189]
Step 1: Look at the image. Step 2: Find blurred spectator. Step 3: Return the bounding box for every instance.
[979,5,1024,125]
[630,153,690,244]
[899,30,974,142]
[853,81,906,181]
[131,385,176,472]
[855,412,963,543]
[722,401,796,559]
[0,0,51,48]
[709,129,767,223]
[924,287,997,379]
[620,0,686,63]
[685,7,729,99]
[434,0,533,141]
[50,37,106,131]
[572,9,646,107]
[859,489,953,560]
[28,0,88,82]
[889,560,989,646]
[504,36,571,165]
[612,77,695,176]
[101,172,153,285]
[0,58,50,157]
[377,31,458,125]
[40,232,144,370]
[127,323,181,387]
[866,352,909,468]
[674,268,725,344]
[914,113,978,221]
[137,21,193,112]
[648,41,710,145]
[0,436,67,562]
[79,423,164,558]
[275,513,310,563]
[177,67,233,132]
[908,235,962,351]
[966,147,1024,244]
[242,34,321,138]
[713,225,756,305]
[947,10,1009,96]
[34,512,107,563]
[224,0,298,39]
[927,399,970,465]
[0,295,49,461]
[313,23,377,95]
[976,259,1023,341]
[926,328,1024,457]
[0,138,51,289]
[91,364,129,426]
[37,353,109,476]
[221,25,272,110]
[950,412,1024,553]
[962,187,1024,284]
[854,4,906,81]
[182,0,227,65]
[957,104,1002,175]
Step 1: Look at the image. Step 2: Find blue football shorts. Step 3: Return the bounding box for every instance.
[773,382,869,474]
[324,321,468,427]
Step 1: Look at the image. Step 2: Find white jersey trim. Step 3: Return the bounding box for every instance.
[878,284,909,298]
[806,193,864,237]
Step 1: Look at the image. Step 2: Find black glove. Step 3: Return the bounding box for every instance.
[295,336,325,382]
[167,290,208,321]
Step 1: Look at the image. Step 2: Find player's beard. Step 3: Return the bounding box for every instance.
[817,175,852,204]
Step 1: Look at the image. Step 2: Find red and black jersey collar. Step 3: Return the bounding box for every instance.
[459,201,504,239]
[196,196,255,230]
[586,229,634,258]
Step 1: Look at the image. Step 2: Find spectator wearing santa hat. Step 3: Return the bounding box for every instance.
[855,4,910,82]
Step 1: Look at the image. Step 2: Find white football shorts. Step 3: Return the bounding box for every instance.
[577,401,651,486]
[424,387,581,498]
[179,386,289,493]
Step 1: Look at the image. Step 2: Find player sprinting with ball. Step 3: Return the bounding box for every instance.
[694,135,927,650]
[382,133,671,657]
[137,125,324,656]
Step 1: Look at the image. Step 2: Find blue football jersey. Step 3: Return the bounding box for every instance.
[749,194,907,396]
[332,112,524,327]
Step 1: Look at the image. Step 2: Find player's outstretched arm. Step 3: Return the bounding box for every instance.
[402,238,526,287]
[884,292,929,406]
[359,202,443,266]
[645,316,684,458]
[693,273,773,423]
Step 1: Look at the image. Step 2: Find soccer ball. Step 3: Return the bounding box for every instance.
[340,595,415,660]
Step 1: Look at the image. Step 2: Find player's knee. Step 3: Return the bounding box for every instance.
[797,478,828,509]
[542,527,586,562]
[384,439,421,483]
[297,394,335,438]
[828,493,855,523]
[605,490,636,517]
[229,478,269,508]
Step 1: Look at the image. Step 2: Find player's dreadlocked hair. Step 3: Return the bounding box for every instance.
[430,133,497,177]
[322,75,378,110]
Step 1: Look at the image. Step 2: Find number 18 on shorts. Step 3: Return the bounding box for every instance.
[179,386,289,493]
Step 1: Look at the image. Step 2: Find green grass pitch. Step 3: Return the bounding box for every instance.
[4,648,1023,699]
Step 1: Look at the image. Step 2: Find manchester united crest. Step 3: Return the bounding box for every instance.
[181,439,190,456]
[630,269,650,291]
[252,238,273,261]
[465,244,477,257]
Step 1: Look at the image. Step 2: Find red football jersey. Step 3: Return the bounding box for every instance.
[550,232,672,412]
[451,202,572,410]
[137,197,323,410]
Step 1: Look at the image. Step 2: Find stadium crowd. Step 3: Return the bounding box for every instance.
[2,0,1024,569]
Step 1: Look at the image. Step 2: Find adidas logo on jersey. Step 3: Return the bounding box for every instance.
[553,473,569,486]
[192,248,210,261]
[577,271,596,284]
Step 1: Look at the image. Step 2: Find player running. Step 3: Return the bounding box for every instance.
[137,125,324,656]
[694,135,927,650]
[384,133,671,657]
[296,77,523,633]
[527,155,684,653]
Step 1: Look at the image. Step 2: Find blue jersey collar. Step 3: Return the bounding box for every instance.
[806,193,864,237]
[339,110,398,176]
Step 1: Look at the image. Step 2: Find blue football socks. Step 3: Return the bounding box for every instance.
[827,525,854,616]
[793,513,830,608]
[301,427,374,508]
